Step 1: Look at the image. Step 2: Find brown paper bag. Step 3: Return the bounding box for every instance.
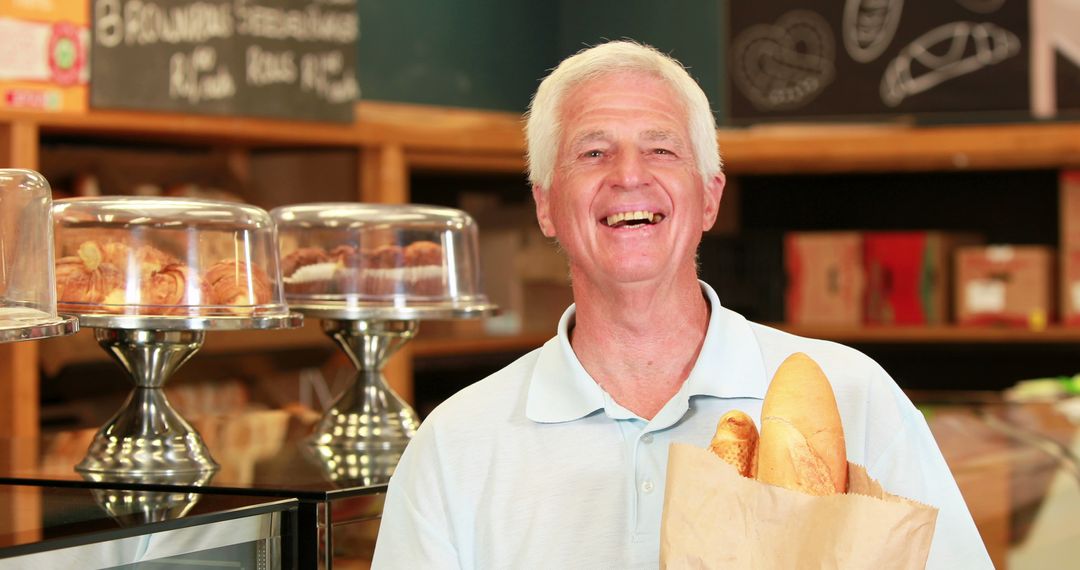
[660,443,939,569]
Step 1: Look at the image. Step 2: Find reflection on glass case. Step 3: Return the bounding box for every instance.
[0,484,295,569]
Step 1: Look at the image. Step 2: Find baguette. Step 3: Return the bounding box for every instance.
[707,410,759,478]
[756,352,847,495]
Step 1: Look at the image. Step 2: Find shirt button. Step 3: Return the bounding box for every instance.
[641,479,655,494]
[641,433,654,444]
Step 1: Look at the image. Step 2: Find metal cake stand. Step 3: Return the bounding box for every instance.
[296,301,497,462]
[0,315,79,343]
[72,313,303,478]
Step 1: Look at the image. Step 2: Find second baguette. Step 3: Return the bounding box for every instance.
[756,352,847,495]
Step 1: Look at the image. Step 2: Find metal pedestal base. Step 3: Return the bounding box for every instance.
[308,319,420,459]
[76,328,218,476]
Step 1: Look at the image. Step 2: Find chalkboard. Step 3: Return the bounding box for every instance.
[90,0,358,123]
[725,1,1046,123]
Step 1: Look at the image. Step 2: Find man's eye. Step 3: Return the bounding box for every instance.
[583,150,604,158]
[653,148,673,155]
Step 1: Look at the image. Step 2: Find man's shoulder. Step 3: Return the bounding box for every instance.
[746,320,887,381]
[421,344,545,431]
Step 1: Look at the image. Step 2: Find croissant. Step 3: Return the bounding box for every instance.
[55,255,124,304]
[55,241,126,306]
[203,260,272,312]
[140,263,199,315]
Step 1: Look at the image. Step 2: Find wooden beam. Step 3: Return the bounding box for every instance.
[0,120,41,461]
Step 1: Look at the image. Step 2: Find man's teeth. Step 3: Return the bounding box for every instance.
[604,211,664,227]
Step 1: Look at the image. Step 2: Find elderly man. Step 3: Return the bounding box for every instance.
[372,40,991,569]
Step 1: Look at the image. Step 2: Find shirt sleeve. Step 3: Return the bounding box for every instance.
[371,423,463,570]
[867,406,994,570]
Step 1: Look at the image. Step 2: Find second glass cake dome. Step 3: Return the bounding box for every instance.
[52,196,289,321]
[272,203,493,318]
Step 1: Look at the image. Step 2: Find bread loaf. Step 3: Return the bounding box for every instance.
[756,352,847,495]
[708,410,759,478]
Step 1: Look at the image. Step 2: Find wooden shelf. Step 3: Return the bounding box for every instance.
[1,101,527,155]
[10,104,1080,175]
[720,121,1080,174]
[774,324,1080,344]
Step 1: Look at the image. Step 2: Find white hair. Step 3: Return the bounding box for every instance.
[525,40,721,190]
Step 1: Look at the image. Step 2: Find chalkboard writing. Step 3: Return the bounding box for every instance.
[90,0,359,123]
[726,1,1039,123]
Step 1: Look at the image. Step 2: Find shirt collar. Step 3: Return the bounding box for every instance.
[525,281,768,424]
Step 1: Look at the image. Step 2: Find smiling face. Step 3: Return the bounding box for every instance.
[533,70,724,290]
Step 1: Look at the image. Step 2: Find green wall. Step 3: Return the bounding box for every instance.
[556,1,726,122]
[356,0,559,112]
[357,1,727,120]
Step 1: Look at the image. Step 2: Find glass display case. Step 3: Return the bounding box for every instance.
[0,483,297,568]
[52,196,288,320]
[271,203,496,457]
[0,169,78,342]
[274,202,489,317]
[51,196,302,477]
[1,407,385,569]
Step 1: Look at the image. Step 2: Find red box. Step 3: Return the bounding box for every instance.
[785,232,864,326]
[955,246,1055,328]
[864,232,980,325]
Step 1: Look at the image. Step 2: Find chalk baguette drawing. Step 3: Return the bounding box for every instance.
[844,0,904,63]
[880,21,1020,107]
[1031,0,1080,118]
[956,0,1007,13]
[731,10,835,112]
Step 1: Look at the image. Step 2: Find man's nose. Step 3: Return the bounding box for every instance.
[609,150,650,189]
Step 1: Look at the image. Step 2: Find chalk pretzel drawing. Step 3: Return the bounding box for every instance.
[731,10,836,112]
[844,0,905,63]
[880,21,1020,107]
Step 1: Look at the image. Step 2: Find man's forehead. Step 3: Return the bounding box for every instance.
[567,127,685,147]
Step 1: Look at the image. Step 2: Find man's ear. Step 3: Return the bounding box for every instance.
[701,172,726,231]
[532,184,557,237]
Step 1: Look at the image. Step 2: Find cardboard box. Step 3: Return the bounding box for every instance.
[784,232,864,326]
[955,245,1055,328]
[0,0,89,113]
[863,232,981,325]
[1059,171,1080,325]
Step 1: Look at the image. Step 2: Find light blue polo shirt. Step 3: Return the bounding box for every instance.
[373,282,992,569]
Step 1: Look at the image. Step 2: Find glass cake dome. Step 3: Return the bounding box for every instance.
[0,169,78,340]
[271,203,494,319]
[52,196,289,323]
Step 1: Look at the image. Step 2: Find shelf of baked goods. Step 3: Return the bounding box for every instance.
[718,121,1080,174]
